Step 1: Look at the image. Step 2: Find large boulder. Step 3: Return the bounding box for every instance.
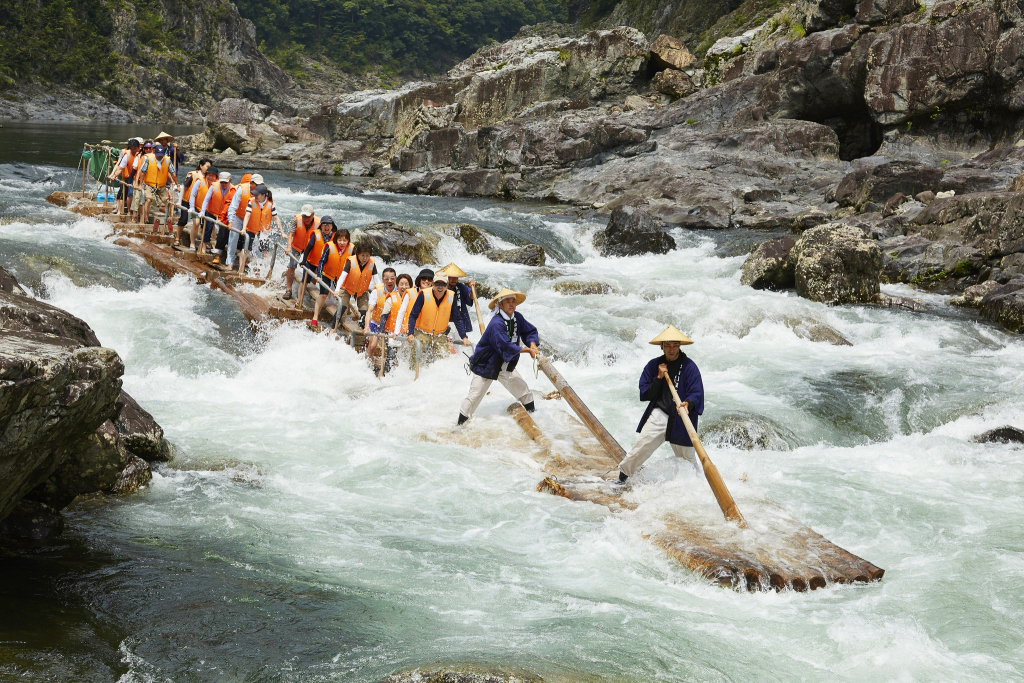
[208,97,271,125]
[651,69,696,100]
[833,161,943,210]
[594,205,676,257]
[971,425,1024,444]
[856,0,918,25]
[209,122,286,154]
[791,224,884,304]
[979,275,1024,332]
[28,420,129,510]
[485,245,547,266]
[649,35,696,71]
[116,390,170,462]
[352,221,439,264]
[701,412,798,451]
[741,237,796,290]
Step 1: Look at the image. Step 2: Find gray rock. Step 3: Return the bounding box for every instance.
[110,455,153,495]
[741,237,796,291]
[971,426,1024,444]
[208,97,270,124]
[435,223,491,254]
[380,667,542,683]
[594,205,675,257]
[791,223,883,305]
[948,281,1000,307]
[856,0,918,25]
[915,190,936,204]
[979,275,1024,333]
[116,391,170,462]
[871,292,927,312]
[29,420,128,510]
[701,412,798,451]
[353,221,439,264]
[485,245,547,266]
[833,161,943,210]
[650,69,696,100]
[553,280,617,295]
[0,500,64,541]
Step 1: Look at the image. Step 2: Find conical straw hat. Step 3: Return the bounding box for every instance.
[489,288,526,310]
[441,262,467,277]
[649,325,693,345]
[155,131,175,142]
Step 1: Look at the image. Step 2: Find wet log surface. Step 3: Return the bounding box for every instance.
[508,402,884,592]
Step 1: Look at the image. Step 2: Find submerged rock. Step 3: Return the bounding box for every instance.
[741,237,796,291]
[485,245,546,266]
[380,666,543,683]
[594,205,675,257]
[791,223,883,305]
[701,412,798,451]
[0,500,64,541]
[436,223,491,254]
[948,281,1001,307]
[553,280,617,295]
[111,455,153,495]
[971,426,1024,444]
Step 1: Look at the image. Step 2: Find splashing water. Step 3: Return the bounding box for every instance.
[2,150,1024,682]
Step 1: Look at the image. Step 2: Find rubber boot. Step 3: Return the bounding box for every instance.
[457,413,469,426]
[523,401,535,413]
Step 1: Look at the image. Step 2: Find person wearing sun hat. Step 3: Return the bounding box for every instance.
[616,325,704,484]
[456,287,539,426]
[440,262,476,336]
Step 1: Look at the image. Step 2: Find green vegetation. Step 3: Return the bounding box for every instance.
[232,0,567,75]
[0,0,116,89]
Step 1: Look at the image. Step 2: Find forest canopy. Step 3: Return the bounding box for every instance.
[232,0,567,74]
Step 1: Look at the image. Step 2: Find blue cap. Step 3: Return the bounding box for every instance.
[153,145,166,156]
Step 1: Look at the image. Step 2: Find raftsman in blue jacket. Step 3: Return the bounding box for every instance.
[450,282,474,335]
[637,354,704,447]
[468,312,539,380]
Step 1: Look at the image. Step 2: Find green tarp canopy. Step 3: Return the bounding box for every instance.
[82,147,121,187]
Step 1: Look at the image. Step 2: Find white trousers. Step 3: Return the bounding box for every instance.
[619,408,701,478]
[460,370,532,418]
[226,217,244,266]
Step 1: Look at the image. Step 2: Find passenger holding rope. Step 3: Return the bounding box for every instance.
[336,242,380,328]
[407,271,466,365]
[457,288,537,426]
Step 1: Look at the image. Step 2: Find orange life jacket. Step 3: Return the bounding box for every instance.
[121,149,137,179]
[371,284,403,331]
[415,289,454,335]
[194,177,211,210]
[306,229,329,267]
[219,185,237,224]
[321,242,344,281]
[246,198,274,234]
[233,183,253,219]
[292,214,320,252]
[205,183,229,216]
[142,153,171,187]
[342,255,375,297]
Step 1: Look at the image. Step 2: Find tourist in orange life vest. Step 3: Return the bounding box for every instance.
[107,137,141,216]
[407,270,469,363]
[395,269,434,336]
[373,272,413,375]
[188,166,220,254]
[130,141,153,223]
[335,242,381,329]
[201,171,233,263]
[363,267,399,361]
[283,203,319,301]
[238,184,283,275]
[225,173,261,269]
[308,228,351,329]
[137,144,179,231]
[175,158,211,245]
[295,219,340,311]
[457,288,538,426]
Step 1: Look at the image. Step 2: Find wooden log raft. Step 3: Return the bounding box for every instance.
[509,369,885,592]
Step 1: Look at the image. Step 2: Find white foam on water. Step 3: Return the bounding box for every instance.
[6,179,1024,682]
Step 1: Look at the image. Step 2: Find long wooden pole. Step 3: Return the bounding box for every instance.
[665,379,747,528]
[537,357,626,463]
[471,283,485,334]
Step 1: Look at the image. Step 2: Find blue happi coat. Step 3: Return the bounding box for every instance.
[468,312,539,380]
[451,282,474,335]
[637,354,704,447]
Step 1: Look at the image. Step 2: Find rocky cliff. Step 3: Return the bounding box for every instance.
[0,266,169,539]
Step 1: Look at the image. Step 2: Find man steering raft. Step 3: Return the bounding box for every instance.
[457,288,538,426]
[616,325,704,485]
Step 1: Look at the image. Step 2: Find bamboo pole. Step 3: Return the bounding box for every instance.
[664,380,747,528]
[536,356,626,463]
[471,283,485,334]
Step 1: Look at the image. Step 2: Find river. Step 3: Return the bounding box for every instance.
[1,121,1023,682]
